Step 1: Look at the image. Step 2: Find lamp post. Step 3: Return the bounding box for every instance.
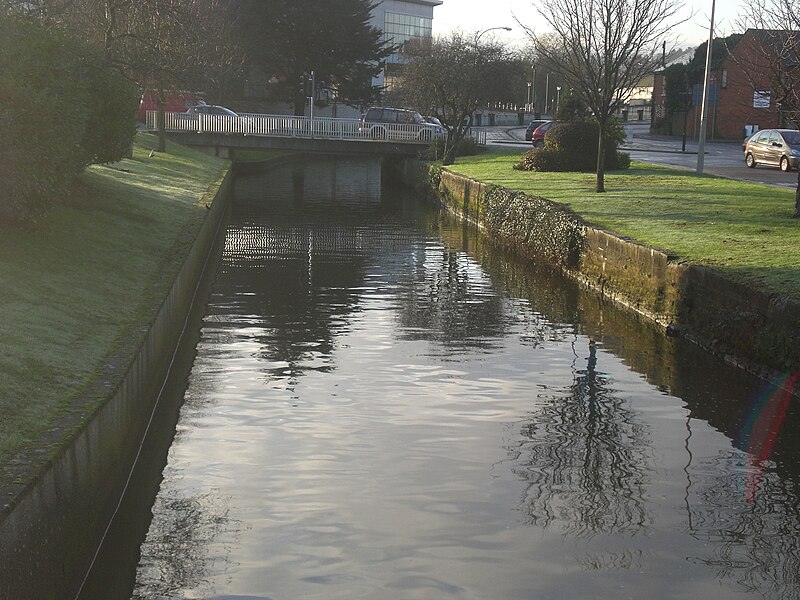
[556,85,562,113]
[545,73,550,115]
[532,65,537,114]
[696,0,716,174]
[475,26,512,44]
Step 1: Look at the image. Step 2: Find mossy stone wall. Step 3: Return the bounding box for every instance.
[435,167,800,377]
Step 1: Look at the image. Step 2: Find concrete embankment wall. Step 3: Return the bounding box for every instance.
[0,169,234,600]
[433,167,800,376]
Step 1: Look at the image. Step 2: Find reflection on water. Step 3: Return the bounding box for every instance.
[510,340,652,538]
[126,157,800,600]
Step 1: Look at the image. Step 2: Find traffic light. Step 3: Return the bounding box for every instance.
[299,73,314,98]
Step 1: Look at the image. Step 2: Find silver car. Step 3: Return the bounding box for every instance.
[744,128,800,171]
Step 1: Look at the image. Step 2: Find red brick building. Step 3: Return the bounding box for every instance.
[653,29,791,140]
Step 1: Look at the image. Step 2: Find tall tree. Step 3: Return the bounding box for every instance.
[238,0,392,115]
[398,31,508,165]
[662,62,692,144]
[521,0,683,192]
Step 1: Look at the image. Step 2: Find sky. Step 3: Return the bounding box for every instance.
[433,0,748,50]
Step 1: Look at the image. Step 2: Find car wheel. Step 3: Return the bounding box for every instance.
[781,156,791,172]
[745,153,756,168]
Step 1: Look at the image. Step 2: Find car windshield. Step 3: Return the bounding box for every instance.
[782,131,800,145]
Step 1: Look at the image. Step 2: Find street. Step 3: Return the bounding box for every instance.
[495,123,799,189]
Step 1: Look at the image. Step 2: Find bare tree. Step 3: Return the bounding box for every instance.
[398,31,509,165]
[521,0,684,192]
[736,1,800,216]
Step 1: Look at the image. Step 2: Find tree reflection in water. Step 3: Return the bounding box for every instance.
[508,339,652,538]
[684,447,800,598]
[132,488,239,599]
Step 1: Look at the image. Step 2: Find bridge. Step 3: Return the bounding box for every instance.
[145,111,486,157]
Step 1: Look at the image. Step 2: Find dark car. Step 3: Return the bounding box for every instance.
[525,120,550,142]
[531,120,558,147]
[744,128,800,171]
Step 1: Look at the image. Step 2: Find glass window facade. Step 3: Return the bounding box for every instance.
[384,12,433,64]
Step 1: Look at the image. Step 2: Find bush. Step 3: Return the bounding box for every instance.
[81,61,139,164]
[517,148,566,172]
[0,17,89,222]
[613,151,631,170]
[0,15,139,223]
[517,120,631,172]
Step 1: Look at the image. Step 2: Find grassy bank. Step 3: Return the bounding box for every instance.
[447,149,800,301]
[0,133,228,472]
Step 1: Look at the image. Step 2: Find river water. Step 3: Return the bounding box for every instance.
[89,157,800,599]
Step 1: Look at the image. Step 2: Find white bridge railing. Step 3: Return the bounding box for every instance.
[145,111,461,144]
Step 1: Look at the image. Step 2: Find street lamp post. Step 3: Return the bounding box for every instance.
[556,85,562,113]
[475,26,511,44]
[545,73,550,115]
[532,65,537,114]
[696,0,716,174]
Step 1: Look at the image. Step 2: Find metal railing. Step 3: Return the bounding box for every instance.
[145,111,446,144]
[469,128,487,145]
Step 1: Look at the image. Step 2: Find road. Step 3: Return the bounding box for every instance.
[494,125,799,189]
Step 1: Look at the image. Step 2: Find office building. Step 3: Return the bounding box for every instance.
[370,0,443,89]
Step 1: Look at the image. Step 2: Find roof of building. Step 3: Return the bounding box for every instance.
[744,28,800,67]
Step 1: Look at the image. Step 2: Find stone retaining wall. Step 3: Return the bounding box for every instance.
[0,169,234,600]
[435,167,800,376]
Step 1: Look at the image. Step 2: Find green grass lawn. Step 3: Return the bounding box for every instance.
[0,133,228,472]
[447,149,800,300]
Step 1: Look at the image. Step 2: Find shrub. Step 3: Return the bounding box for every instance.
[613,151,631,170]
[0,17,89,222]
[81,60,139,164]
[0,15,139,223]
[517,148,566,172]
[518,120,631,173]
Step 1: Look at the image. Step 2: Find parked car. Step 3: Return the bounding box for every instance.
[424,116,447,138]
[360,106,438,141]
[744,128,800,171]
[186,104,239,117]
[531,120,559,147]
[742,132,755,152]
[525,119,551,142]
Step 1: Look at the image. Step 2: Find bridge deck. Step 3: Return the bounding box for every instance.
[147,111,444,144]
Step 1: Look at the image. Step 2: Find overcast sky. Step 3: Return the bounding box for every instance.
[433,0,747,50]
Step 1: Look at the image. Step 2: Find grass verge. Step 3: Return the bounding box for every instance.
[0,132,228,472]
[446,149,800,301]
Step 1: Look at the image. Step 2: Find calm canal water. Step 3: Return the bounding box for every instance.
[91,157,800,599]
